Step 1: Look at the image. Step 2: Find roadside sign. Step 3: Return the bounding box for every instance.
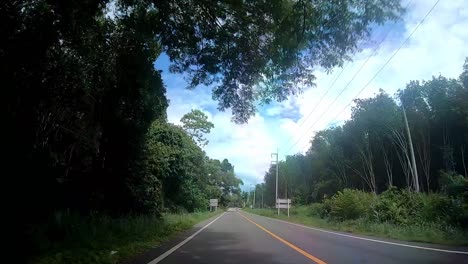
[209,199,218,211]
[276,198,291,217]
[209,199,218,206]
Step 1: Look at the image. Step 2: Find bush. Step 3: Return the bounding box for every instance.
[32,211,218,264]
[419,193,453,223]
[311,180,341,202]
[289,204,324,217]
[323,189,376,221]
[439,171,468,197]
[319,186,468,227]
[309,203,324,217]
[373,187,421,225]
[460,202,468,228]
[372,187,466,227]
[446,197,468,227]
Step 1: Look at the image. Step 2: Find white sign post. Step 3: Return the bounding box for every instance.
[209,199,218,211]
[276,199,291,217]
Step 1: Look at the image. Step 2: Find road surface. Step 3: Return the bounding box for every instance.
[129,211,468,264]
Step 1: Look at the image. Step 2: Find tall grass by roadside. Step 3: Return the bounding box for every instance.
[31,211,221,264]
[244,206,468,246]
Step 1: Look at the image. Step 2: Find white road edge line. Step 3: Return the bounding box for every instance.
[148,212,226,264]
[245,212,468,255]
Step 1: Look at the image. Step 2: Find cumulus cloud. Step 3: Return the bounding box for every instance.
[279,0,468,155]
[158,0,468,186]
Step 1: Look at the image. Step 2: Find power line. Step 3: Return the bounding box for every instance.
[296,0,441,154]
[278,12,356,151]
[279,62,350,150]
[283,18,400,155]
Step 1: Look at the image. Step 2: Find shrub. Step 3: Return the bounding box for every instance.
[289,206,307,216]
[311,180,341,202]
[446,197,468,228]
[439,171,468,197]
[321,198,332,218]
[289,204,324,217]
[372,187,466,227]
[419,193,453,223]
[324,189,376,221]
[461,202,468,228]
[309,203,324,217]
[310,185,467,228]
[373,187,425,225]
[32,211,218,264]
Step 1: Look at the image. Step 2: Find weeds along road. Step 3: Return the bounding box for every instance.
[129,211,468,264]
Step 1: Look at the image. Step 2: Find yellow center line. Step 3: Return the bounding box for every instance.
[238,212,327,264]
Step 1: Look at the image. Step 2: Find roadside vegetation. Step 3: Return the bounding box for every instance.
[33,211,221,264]
[246,186,468,245]
[3,0,409,262]
[250,62,468,246]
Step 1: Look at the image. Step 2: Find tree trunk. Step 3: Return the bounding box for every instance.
[462,145,467,178]
[416,129,431,192]
[330,150,348,187]
[392,128,413,190]
[402,105,420,192]
[442,125,455,172]
[354,135,376,194]
[382,145,393,188]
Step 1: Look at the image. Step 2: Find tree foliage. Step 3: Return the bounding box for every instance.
[262,61,468,206]
[180,109,214,147]
[2,0,404,261]
[154,0,403,122]
[145,122,204,211]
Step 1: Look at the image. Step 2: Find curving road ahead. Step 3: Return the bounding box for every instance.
[128,211,468,264]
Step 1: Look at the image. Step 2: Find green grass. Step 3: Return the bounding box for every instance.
[31,211,222,264]
[244,207,468,246]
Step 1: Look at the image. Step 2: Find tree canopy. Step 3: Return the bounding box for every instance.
[180,109,215,147]
[154,0,403,122]
[258,60,468,207]
[2,1,404,261]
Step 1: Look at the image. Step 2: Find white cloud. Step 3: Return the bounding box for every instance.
[207,113,275,184]
[161,0,468,186]
[281,0,468,155]
[165,93,277,186]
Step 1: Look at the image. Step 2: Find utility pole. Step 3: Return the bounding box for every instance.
[271,150,279,216]
[261,185,264,208]
[403,104,420,192]
[253,184,256,208]
[276,149,279,215]
[286,181,289,217]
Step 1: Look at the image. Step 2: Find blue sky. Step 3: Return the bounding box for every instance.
[155,0,468,190]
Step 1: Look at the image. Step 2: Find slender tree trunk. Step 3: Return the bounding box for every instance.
[416,129,431,192]
[392,128,413,190]
[402,105,420,192]
[355,135,376,194]
[462,145,467,178]
[442,125,455,172]
[339,166,348,187]
[330,150,348,187]
[396,150,411,188]
[382,145,393,188]
[285,180,288,204]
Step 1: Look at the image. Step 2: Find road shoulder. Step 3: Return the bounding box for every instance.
[121,212,224,264]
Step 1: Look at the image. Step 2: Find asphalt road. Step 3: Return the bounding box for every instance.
[137,211,468,264]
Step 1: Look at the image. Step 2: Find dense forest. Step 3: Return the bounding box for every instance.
[2,0,404,261]
[258,61,468,216]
